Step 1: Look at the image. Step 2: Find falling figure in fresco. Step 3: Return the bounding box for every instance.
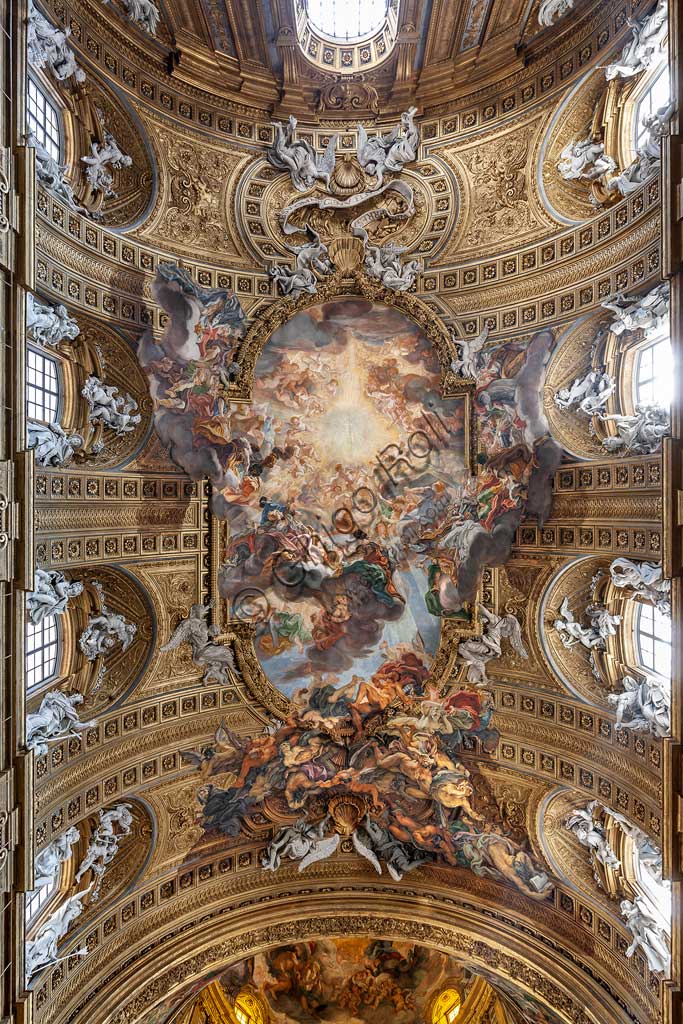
[267,116,337,192]
[262,818,340,872]
[160,603,240,685]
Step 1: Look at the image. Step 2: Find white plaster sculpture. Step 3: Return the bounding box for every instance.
[606,159,652,198]
[565,801,621,872]
[620,897,671,974]
[364,241,420,292]
[81,376,141,436]
[75,803,132,899]
[27,568,84,625]
[601,282,669,336]
[28,132,85,213]
[26,691,96,757]
[267,116,337,193]
[557,135,616,182]
[450,326,489,380]
[612,812,664,880]
[106,0,159,34]
[609,557,671,615]
[25,888,91,980]
[262,818,339,872]
[27,421,85,468]
[270,235,334,300]
[81,132,132,199]
[597,404,669,456]
[553,369,616,416]
[160,603,240,686]
[608,674,670,739]
[538,0,574,27]
[357,107,420,186]
[356,816,427,880]
[553,597,621,650]
[605,0,668,80]
[27,293,80,348]
[457,605,528,685]
[27,0,85,83]
[33,827,80,889]
[79,603,136,661]
[639,101,675,163]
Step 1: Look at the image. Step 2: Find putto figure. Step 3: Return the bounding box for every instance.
[33,827,80,889]
[27,421,85,468]
[605,0,668,80]
[357,107,420,186]
[27,0,85,82]
[620,897,671,974]
[457,606,528,684]
[565,801,620,873]
[27,568,84,624]
[26,293,80,348]
[597,404,669,456]
[364,241,420,292]
[270,232,334,300]
[81,375,141,436]
[81,132,132,199]
[160,603,240,686]
[75,803,133,899]
[553,369,616,416]
[450,326,488,380]
[601,282,669,335]
[26,691,96,756]
[267,116,337,192]
[609,557,671,616]
[79,603,137,661]
[553,597,621,650]
[608,674,670,738]
[24,889,91,980]
[557,135,616,182]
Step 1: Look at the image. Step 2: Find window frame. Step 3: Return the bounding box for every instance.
[25,613,61,692]
[631,61,671,154]
[634,602,672,683]
[26,345,62,424]
[26,73,63,162]
[305,0,389,42]
[633,323,673,408]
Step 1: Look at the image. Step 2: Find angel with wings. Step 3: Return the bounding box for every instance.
[267,116,337,192]
[261,817,340,872]
[450,325,488,380]
[160,603,240,685]
[357,107,419,186]
[457,605,528,684]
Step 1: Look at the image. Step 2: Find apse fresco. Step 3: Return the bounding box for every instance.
[140,265,559,899]
[147,940,567,1024]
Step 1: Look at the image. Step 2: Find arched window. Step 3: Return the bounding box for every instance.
[306,0,388,39]
[26,348,60,422]
[26,76,61,160]
[25,876,57,923]
[26,615,60,690]
[634,323,673,407]
[431,988,462,1024]
[635,64,671,151]
[635,603,671,682]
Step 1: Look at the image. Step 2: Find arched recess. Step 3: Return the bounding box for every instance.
[539,555,657,705]
[32,306,153,469]
[27,564,155,715]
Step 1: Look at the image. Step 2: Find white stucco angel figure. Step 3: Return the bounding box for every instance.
[457,605,528,685]
[611,811,664,880]
[620,897,671,974]
[27,293,80,348]
[27,132,85,212]
[267,116,337,193]
[26,691,96,756]
[639,100,675,163]
[160,603,240,686]
[27,421,85,468]
[356,816,427,881]
[110,0,160,34]
[608,674,670,739]
[364,241,420,292]
[270,233,334,300]
[81,132,132,199]
[33,827,80,889]
[79,602,136,661]
[557,135,616,182]
[262,818,339,872]
[609,557,671,615]
[553,597,621,650]
[605,0,668,80]
[597,404,669,456]
[27,568,84,624]
[81,376,141,436]
[538,0,574,27]
[601,282,669,335]
[450,325,488,380]
[75,803,133,899]
[553,368,616,416]
[606,158,652,198]
[27,0,85,83]
[25,888,91,980]
[565,801,620,871]
[357,107,419,186]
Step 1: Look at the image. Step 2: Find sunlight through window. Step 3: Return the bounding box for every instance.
[306,0,388,39]
[636,603,671,682]
[635,325,673,408]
